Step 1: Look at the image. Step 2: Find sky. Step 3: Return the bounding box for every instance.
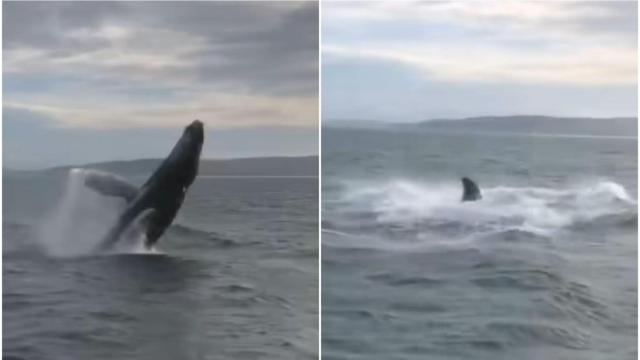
[3,1,318,169]
[322,1,638,123]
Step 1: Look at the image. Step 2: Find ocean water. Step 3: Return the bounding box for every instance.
[4,171,318,359]
[322,127,637,360]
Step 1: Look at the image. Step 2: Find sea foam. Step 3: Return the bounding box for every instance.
[336,178,636,235]
[37,169,129,257]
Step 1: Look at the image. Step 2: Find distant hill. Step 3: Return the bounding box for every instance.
[414,115,637,137]
[322,119,395,129]
[5,156,318,177]
[325,115,637,137]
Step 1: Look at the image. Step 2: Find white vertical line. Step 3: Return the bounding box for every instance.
[0,0,4,353]
[317,0,323,358]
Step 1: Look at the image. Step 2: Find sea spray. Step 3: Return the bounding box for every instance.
[333,179,637,236]
[37,169,124,257]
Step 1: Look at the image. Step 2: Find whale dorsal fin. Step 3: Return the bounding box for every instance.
[83,169,139,202]
[461,177,481,202]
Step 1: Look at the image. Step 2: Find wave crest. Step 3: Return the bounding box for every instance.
[331,179,636,235]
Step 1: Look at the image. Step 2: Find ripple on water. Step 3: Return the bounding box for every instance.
[485,321,591,349]
[366,272,447,288]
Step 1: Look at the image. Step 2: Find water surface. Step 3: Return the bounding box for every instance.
[322,127,637,360]
[4,173,318,360]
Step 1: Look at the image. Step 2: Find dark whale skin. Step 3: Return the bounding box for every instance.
[96,120,204,251]
[461,177,481,202]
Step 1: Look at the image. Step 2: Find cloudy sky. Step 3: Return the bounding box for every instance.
[4,1,318,169]
[323,1,637,122]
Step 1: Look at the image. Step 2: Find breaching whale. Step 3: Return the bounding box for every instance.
[84,120,204,251]
[461,177,481,202]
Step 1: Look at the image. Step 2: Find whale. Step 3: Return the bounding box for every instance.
[461,177,481,202]
[83,120,204,251]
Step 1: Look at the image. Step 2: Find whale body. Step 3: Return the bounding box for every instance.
[84,120,204,251]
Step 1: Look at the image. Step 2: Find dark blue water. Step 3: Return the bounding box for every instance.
[322,127,637,360]
[4,172,318,359]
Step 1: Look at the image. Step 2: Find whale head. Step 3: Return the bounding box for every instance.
[145,120,204,189]
[184,119,204,145]
[174,120,204,187]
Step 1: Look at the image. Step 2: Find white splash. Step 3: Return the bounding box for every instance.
[37,169,127,257]
[336,178,636,235]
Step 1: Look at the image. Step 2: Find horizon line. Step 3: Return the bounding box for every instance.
[323,114,638,123]
[4,154,320,172]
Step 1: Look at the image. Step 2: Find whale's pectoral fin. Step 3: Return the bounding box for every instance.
[84,170,139,202]
[461,177,482,202]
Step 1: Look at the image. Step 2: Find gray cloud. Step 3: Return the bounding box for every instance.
[4,1,318,130]
[566,1,637,37]
[323,1,637,86]
[4,1,318,96]
[322,1,637,121]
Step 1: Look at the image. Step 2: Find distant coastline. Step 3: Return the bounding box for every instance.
[4,155,319,177]
[323,115,637,138]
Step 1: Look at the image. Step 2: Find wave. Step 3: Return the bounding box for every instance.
[328,179,637,238]
[3,220,31,232]
[168,223,239,247]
